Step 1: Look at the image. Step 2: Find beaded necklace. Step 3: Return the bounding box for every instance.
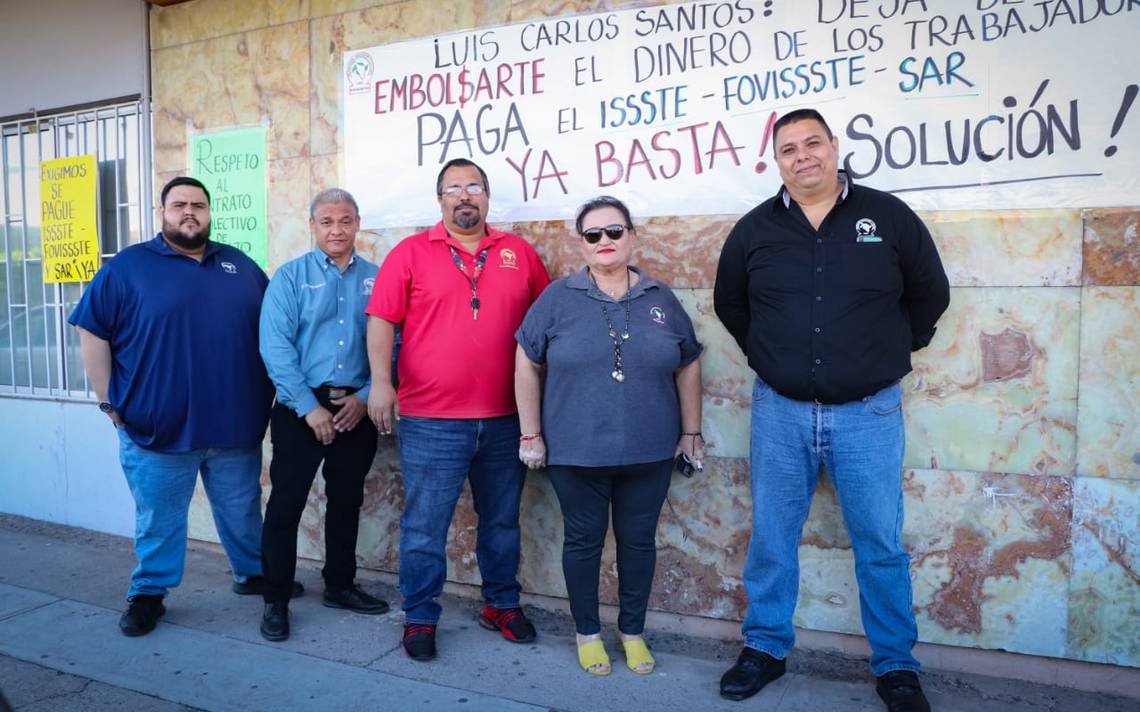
[589,267,631,383]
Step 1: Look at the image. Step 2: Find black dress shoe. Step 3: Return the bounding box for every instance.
[323,584,390,614]
[876,670,930,712]
[260,601,290,642]
[119,594,165,637]
[232,576,304,598]
[719,648,786,701]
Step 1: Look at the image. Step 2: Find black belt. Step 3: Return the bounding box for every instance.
[313,385,358,401]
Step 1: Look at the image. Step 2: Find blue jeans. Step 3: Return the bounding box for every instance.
[397,415,525,624]
[117,428,263,598]
[742,378,919,675]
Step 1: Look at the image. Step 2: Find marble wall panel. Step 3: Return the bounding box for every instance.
[906,469,1072,658]
[152,21,310,173]
[150,0,310,50]
[905,287,1080,476]
[267,157,314,272]
[1068,478,1140,667]
[1077,287,1140,479]
[921,210,1082,287]
[1083,208,1140,286]
[651,457,752,618]
[674,289,750,460]
[354,442,403,570]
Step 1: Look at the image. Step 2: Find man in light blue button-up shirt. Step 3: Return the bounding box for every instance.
[257,188,389,642]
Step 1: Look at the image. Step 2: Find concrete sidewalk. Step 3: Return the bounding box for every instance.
[0,514,1134,712]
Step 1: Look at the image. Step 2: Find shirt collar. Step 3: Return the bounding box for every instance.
[778,170,851,209]
[145,233,223,260]
[427,220,505,250]
[567,265,658,301]
[313,247,356,272]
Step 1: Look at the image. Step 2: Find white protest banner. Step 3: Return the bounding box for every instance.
[344,0,1140,228]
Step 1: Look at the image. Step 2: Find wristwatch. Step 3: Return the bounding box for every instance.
[98,401,114,414]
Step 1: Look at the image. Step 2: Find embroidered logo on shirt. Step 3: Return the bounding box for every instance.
[362,277,375,295]
[220,261,237,274]
[499,248,518,269]
[855,218,882,243]
[649,305,666,324]
[301,282,326,290]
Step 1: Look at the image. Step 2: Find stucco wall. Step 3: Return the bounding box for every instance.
[148,0,1139,669]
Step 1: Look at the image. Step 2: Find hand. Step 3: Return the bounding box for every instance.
[519,435,546,470]
[330,394,366,432]
[304,405,336,445]
[106,409,124,428]
[674,433,705,472]
[368,382,399,435]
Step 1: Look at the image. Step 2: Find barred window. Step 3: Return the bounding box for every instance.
[0,99,152,399]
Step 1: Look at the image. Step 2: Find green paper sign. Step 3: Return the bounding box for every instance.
[189,127,268,268]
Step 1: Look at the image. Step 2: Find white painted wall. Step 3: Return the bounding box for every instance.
[0,398,135,536]
[0,0,147,118]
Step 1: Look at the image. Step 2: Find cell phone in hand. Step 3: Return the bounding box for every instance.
[674,452,696,478]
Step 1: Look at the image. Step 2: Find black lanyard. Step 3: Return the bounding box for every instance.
[447,244,490,320]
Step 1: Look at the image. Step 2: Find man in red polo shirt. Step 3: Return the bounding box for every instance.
[366,158,550,661]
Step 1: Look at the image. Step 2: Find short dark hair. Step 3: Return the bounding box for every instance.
[436,158,489,197]
[161,176,211,206]
[575,195,634,236]
[773,109,834,154]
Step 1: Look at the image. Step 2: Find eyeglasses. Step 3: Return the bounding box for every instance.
[440,183,485,196]
[580,224,629,244]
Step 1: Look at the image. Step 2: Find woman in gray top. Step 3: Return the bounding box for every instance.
[515,196,703,676]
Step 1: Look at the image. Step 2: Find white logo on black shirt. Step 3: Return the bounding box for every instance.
[221,261,238,274]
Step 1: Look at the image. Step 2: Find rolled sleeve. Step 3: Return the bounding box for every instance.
[68,267,120,340]
[515,291,553,365]
[366,243,412,323]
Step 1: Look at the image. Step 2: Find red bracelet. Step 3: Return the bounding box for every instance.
[519,432,542,441]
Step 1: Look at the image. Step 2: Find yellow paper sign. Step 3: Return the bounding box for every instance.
[41,155,100,283]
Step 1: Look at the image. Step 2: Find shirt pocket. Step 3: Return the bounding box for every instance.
[837,241,901,294]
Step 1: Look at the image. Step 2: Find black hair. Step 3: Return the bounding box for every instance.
[772,109,834,154]
[574,195,634,235]
[160,176,211,206]
[435,158,489,197]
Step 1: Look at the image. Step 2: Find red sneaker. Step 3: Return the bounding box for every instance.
[478,605,536,643]
[402,623,437,661]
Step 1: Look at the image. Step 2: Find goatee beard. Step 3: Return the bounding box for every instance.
[162,223,210,251]
[454,206,480,230]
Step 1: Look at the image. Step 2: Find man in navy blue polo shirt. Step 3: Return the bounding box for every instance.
[70,176,277,637]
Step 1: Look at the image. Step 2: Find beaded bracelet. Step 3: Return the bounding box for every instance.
[682,431,703,439]
[519,432,543,441]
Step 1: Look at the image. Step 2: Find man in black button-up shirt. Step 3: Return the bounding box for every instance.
[714,109,947,712]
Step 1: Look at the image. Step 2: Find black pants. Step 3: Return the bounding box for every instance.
[547,459,672,635]
[261,397,378,603]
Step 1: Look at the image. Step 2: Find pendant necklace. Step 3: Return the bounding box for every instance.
[590,268,631,383]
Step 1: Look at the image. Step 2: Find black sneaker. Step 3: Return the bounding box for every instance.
[402,623,437,661]
[259,601,290,642]
[719,647,786,701]
[876,670,930,712]
[119,594,165,637]
[323,585,390,614]
[232,576,304,598]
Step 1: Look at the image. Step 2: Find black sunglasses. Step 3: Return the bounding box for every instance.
[580,224,629,244]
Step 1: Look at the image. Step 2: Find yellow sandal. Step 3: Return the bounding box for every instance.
[621,637,656,674]
[577,639,611,676]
